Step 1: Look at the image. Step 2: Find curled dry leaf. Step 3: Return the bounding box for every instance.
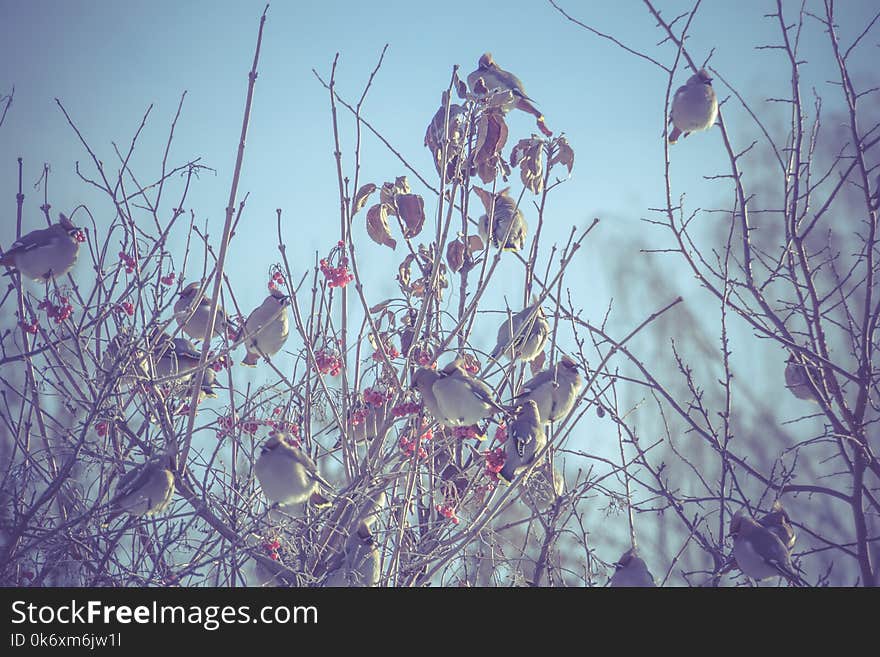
[472,110,509,184]
[353,183,377,216]
[511,137,544,195]
[446,239,466,273]
[366,204,396,250]
[396,194,426,238]
[468,235,484,253]
[549,136,575,174]
[456,78,469,100]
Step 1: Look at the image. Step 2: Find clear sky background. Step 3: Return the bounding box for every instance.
[2,1,878,575]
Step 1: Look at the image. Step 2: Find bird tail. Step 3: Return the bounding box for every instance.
[309,491,333,508]
[667,127,682,144]
[498,465,515,484]
[241,352,259,367]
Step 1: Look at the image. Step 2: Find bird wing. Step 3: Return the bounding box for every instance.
[5,226,58,255]
[468,378,506,413]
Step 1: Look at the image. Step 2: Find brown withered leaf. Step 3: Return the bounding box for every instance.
[549,136,574,174]
[396,194,425,238]
[467,235,484,253]
[472,111,509,184]
[511,137,544,195]
[381,176,411,210]
[446,239,466,273]
[369,299,392,314]
[456,78,469,100]
[366,204,396,250]
[530,350,547,377]
[353,183,377,216]
[398,253,415,292]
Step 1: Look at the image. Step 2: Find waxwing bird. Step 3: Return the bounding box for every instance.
[784,354,826,404]
[609,548,657,587]
[412,367,446,423]
[353,486,387,533]
[467,52,552,136]
[239,289,290,366]
[522,462,564,512]
[324,525,381,587]
[0,213,83,281]
[254,432,331,506]
[515,357,583,423]
[107,458,175,521]
[432,359,506,427]
[173,281,235,342]
[730,510,801,585]
[668,69,718,144]
[490,302,549,363]
[478,188,528,252]
[499,400,546,483]
[759,501,797,551]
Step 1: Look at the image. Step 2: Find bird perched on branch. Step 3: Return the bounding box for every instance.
[431,358,506,427]
[784,354,826,404]
[324,524,381,587]
[467,52,552,137]
[490,302,549,363]
[0,213,84,281]
[730,510,802,585]
[173,282,236,342]
[499,400,546,483]
[238,288,290,366]
[668,69,718,144]
[515,357,583,423]
[609,548,657,587]
[759,501,797,551]
[254,432,330,506]
[107,457,175,522]
[477,188,528,252]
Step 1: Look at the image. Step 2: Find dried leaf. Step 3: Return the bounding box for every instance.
[549,136,575,174]
[398,253,415,292]
[530,350,547,377]
[353,183,377,216]
[366,204,396,250]
[511,138,544,195]
[472,111,509,184]
[446,239,465,273]
[396,194,425,238]
[467,235,484,252]
[369,299,392,314]
[456,78,469,100]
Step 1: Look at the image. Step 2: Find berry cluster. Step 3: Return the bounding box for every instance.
[494,423,508,443]
[72,230,87,243]
[435,504,460,525]
[363,387,388,406]
[399,435,428,460]
[267,270,286,292]
[160,272,176,286]
[118,302,134,316]
[209,353,232,372]
[320,242,354,289]
[350,407,368,427]
[38,297,73,323]
[20,319,39,335]
[372,343,400,361]
[411,348,436,368]
[263,539,281,561]
[452,425,483,440]
[95,421,108,437]
[314,349,343,376]
[118,251,138,274]
[483,447,506,482]
[391,401,421,417]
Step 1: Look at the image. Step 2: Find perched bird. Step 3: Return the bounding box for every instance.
[490,302,549,362]
[467,52,551,136]
[144,333,218,399]
[0,213,83,281]
[759,501,797,551]
[515,357,583,423]
[431,359,506,427]
[254,432,330,506]
[239,289,290,366]
[668,69,718,144]
[173,282,235,342]
[784,354,825,404]
[730,510,800,584]
[107,458,175,521]
[412,367,446,422]
[499,400,546,483]
[609,548,657,587]
[324,526,381,587]
[522,462,564,512]
[478,188,528,252]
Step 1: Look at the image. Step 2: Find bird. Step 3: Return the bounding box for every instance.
[759,501,797,551]
[499,400,546,483]
[467,53,552,136]
[478,188,528,252]
[522,462,564,512]
[515,357,583,423]
[431,359,506,427]
[353,486,387,534]
[324,525,381,587]
[412,367,447,422]
[668,69,718,144]
[489,302,549,363]
[0,213,83,281]
[784,354,826,404]
[173,282,236,342]
[254,432,331,506]
[730,510,801,584]
[609,548,657,587]
[107,458,175,522]
[238,289,290,366]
